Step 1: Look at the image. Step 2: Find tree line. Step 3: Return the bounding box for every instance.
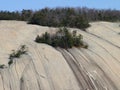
[0,10,33,21]
[0,7,120,29]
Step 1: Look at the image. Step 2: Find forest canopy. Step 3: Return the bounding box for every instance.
[0,7,120,29]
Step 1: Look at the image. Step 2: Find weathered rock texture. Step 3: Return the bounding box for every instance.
[0,21,120,90]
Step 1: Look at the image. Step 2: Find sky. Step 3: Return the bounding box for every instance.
[0,0,120,11]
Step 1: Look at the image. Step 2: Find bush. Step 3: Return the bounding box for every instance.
[0,64,5,69]
[8,45,28,66]
[8,60,13,66]
[35,27,88,49]
[82,44,88,49]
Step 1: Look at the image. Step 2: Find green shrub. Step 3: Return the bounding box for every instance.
[82,44,88,49]
[8,60,13,66]
[35,27,88,49]
[8,45,28,66]
[0,64,5,69]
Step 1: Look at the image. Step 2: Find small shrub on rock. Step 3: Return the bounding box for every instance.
[0,64,5,69]
[8,45,28,66]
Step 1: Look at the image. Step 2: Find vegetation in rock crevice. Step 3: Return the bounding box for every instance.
[0,64,5,69]
[8,45,28,66]
[35,27,88,49]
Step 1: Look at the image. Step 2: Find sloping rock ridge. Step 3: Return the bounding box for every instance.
[0,21,120,90]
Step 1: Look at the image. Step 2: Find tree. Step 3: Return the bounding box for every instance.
[21,9,33,21]
[35,35,40,43]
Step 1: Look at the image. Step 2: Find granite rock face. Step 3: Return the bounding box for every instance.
[0,21,120,90]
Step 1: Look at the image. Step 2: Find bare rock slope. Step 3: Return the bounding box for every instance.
[0,21,120,90]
